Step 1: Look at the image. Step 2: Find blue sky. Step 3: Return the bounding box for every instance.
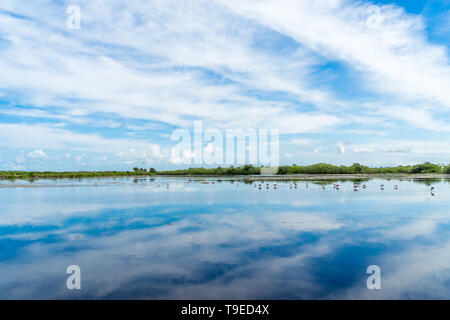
[0,0,449,170]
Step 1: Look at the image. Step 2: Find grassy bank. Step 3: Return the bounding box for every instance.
[0,171,156,180]
[1,162,450,180]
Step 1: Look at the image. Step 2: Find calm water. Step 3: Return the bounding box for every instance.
[0,177,449,299]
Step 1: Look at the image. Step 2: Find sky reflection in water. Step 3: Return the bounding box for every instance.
[0,177,449,299]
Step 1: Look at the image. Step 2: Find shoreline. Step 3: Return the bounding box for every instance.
[0,173,449,187]
[158,173,450,181]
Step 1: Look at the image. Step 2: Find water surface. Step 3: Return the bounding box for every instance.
[0,177,449,299]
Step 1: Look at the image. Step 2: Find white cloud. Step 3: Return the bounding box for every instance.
[219,0,450,108]
[378,107,450,132]
[0,123,167,162]
[289,138,314,146]
[353,146,373,153]
[117,146,166,165]
[336,141,348,154]
[0,0,342,135]
[27,149,47,160]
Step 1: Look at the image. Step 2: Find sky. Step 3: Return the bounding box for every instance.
[0,0,449,171]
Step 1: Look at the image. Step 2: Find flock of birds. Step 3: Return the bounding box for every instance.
[249,182,436,195]
[153,180,437,196]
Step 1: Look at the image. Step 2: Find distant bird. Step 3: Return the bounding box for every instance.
[394,185,398,189]
[362,184,367,189]
[431,187,435,191]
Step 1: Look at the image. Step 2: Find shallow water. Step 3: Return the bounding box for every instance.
[0,177,449,299]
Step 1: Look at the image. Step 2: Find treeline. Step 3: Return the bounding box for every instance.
[0,170,157,180]
[277,162,450,175]
[1,163,450,180]
[157,165,261,175]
